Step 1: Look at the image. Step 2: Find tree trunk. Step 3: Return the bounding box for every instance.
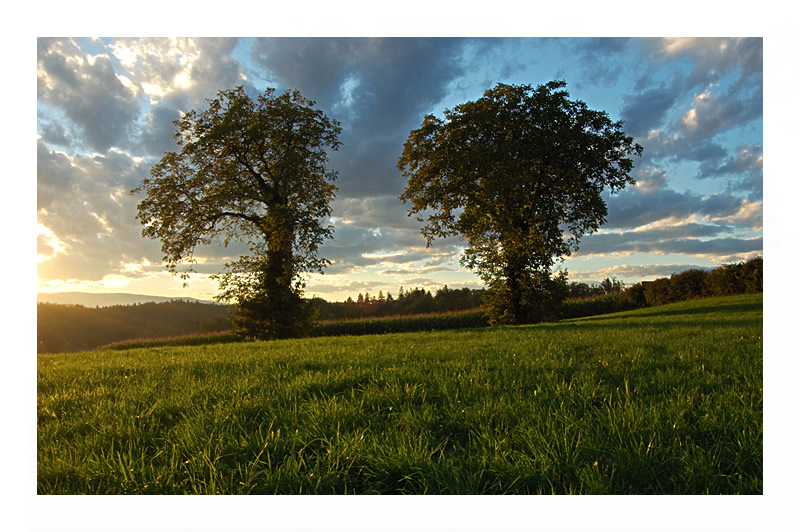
[504,255,525,325]
[244,205,306,339]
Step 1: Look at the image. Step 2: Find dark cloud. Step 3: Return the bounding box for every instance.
[138,104,182,157]
[38,120,73,148]
[697,145,763,199]
[576,229,761,258]
[638,38,762,92]
[605,186,744,230]
[570,38,631,88]
[677,84,762,142]
[664,38,762,92]
[109,38,245,106]
[35,37,763,299]
[38,38,141,153]
[631,167,669,194]
[186,38,243,95]
[620,82,681,138]
[104,38,249,156]
[624,38,762,180]
[635,130,722,169]
[333,196,418,230]
[250,38,468,198]
[317,224,458,276]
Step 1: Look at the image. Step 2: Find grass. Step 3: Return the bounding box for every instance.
[37,294,762,494]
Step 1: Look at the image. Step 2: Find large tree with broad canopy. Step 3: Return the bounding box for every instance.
[133,86,341,338]
[398,80,642,324]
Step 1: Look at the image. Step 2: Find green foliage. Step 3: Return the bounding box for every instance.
[132,87,341,339]
[38,295,762,494]
[398,80,642,325]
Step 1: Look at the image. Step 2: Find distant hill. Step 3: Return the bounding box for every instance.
[37,299,233,353]
[37,292,218,307]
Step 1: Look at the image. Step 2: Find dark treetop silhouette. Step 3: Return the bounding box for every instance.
[133,86,341,339]
[398,80,643,325]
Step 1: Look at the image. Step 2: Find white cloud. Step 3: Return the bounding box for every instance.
[110,38,201,101]
[633,167,668,194]
[37,223,69,263]
[108,37,244,110]
[38,38,141,152]
[567,263,711,282]
[712,200,763,231]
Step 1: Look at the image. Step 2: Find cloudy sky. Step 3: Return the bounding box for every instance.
[36,36,763,302]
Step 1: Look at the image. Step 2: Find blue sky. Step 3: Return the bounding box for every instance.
[36,36,763,301]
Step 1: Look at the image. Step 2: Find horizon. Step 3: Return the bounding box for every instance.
[36,259,736,307]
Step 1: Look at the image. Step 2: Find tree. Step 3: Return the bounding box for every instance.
[398,81,642,324]
[133,86,341,339]
[599,276,625,295]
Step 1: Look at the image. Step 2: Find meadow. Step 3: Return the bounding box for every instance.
[37,294,762,494]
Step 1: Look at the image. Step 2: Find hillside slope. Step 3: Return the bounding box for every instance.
[37,300,232,353]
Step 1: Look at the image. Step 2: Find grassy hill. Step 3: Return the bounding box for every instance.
[37,294,762,494]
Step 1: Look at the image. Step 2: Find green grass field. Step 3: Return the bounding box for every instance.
[37,294,762,494]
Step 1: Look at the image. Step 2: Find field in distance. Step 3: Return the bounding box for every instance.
[37,294,762,494]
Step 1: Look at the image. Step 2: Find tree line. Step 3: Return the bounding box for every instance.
[625,256,763,308]
[310,286,485,321]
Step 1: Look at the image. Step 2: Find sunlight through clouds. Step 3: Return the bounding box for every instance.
[36,37,762,301]
[37,222,68,263]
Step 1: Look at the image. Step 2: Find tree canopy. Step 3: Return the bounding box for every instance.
[133,86,341,338]
[398,80,642,324]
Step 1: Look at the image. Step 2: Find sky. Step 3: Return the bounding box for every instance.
[36,36,764,302]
